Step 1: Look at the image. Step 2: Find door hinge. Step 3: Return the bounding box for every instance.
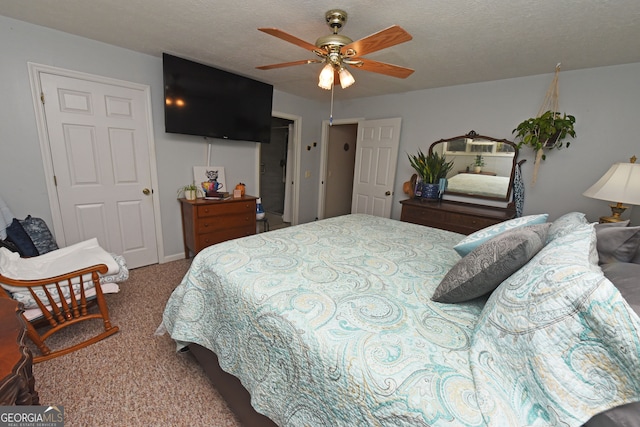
[40,92,45,105]
[53,175,57,186]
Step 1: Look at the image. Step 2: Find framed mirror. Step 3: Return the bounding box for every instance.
[428,131,518,202]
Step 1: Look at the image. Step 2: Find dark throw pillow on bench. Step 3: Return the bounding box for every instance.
[20,215,59,255]
[5,218,39,257]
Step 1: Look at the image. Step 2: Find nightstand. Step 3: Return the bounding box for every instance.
[179,196,257,257]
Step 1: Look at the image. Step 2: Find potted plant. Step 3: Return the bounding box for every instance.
[177,183,199,200]
[512,110,576,184]
[472,154,485,173]
[407,149,454,200]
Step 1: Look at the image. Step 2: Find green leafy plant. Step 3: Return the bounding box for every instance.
[512,110,576,159]
[407,149,454,184]
[473,155,485,167]
[177,183,199,197]
[512,110,576,184]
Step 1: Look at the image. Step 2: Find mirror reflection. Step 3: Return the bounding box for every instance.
[429,131,518,202]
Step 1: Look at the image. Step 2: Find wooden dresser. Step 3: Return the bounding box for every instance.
[400,198,516,235]
[0,298,39,405]
[179,196,257,257]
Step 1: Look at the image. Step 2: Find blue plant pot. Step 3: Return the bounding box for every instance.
[420,183,440,200]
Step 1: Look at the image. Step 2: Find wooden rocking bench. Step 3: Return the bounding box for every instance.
[0,263,119,363]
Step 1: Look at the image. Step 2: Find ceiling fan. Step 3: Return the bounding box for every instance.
[256,9,414,90]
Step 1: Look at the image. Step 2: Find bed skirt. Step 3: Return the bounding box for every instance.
[189,344,278,427]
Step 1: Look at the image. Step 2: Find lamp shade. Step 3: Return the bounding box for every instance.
[338,67,355,89]
[583,162,640,205]
[318,64,334,90]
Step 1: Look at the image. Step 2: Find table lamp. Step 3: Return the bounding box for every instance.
[583,155,640,223]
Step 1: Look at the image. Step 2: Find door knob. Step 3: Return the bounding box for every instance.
[142,188,151,195]
[385,191,391,196]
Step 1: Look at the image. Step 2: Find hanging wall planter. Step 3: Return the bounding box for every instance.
[513,111,576,185]
[512,65,576,185]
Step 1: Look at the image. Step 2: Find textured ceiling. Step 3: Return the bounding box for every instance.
[2,0,640,101]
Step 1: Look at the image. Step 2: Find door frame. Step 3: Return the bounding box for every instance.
[257,110,301,225]
[27,62,164,261]
[317,117,363,220]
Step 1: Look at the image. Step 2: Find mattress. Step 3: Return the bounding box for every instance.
[162,214,640,426]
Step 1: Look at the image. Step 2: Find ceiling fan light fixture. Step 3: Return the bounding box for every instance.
[338,67,355,89]
[257,9,414,89]
[318,63,334,90]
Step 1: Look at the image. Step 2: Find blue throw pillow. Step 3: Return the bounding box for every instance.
[453,213,549,257]
[5,218,39,257]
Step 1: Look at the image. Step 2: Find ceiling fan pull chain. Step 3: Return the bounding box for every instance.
[329,83,334,126]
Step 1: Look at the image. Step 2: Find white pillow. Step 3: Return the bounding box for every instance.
[453,214,549,257]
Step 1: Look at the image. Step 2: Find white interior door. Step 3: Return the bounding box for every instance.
[351,118,402,218]
[38,71,159,268]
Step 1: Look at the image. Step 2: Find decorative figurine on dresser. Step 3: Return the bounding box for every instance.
[401,131,523,235]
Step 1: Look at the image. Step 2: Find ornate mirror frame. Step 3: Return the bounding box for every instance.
[428,130,519,203]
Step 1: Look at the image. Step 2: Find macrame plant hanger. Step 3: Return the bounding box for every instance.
[532,63,562,185]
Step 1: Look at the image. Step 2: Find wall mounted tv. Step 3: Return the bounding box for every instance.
[163,53,273,143]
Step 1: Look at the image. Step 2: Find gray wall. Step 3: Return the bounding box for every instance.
[0,15,323,261]
[2,14,639,264]
[336,64,640,224]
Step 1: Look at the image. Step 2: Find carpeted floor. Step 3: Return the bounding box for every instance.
[31,258,242,427]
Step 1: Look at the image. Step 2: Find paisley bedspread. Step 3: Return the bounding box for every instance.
[162,214,640,426]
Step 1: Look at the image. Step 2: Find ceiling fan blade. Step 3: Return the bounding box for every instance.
[256,59,322,70]
[342,25,412,57]
[353,58,414,79]
[258,28,319,52]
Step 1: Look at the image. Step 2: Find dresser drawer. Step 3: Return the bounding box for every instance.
[197,212,255,234]
[399,198,516,235]
[196,225,255,249]
[197,201,254,218]
[447,213,496,230]
[400,204,446,224]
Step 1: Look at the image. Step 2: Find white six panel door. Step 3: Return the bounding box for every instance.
[40,72,158,268]
[351,118,402,218]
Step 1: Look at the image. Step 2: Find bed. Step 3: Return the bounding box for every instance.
[446,173,511,199]
[161,213,640,426]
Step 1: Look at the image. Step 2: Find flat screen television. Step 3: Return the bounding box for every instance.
[163,53,273,143]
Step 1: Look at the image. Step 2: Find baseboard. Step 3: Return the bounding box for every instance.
[163,253,188,263]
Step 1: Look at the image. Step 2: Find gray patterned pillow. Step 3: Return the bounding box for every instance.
[546,212,589,243]
[432,223,551,303]
[19,215,59,255]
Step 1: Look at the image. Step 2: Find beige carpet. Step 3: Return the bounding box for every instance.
[31,258,242,427]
